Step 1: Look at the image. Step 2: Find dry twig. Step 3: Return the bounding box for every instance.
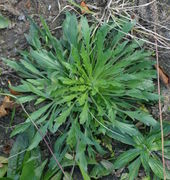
[152,1,166,179]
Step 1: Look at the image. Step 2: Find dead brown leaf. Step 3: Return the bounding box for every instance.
[0,105,7,118]
[8,80,21,95]
[80,1,89,14]
[155,65,169,86]
[25,0,31,9]
[0,96,15,118]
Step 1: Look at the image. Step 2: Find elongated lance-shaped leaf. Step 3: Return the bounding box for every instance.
[63,12,78,47]
[114,148,141,169]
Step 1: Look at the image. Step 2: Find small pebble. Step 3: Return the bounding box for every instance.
[18,14,25,21]
[48,5,51,11]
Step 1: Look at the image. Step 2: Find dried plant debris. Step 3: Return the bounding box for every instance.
[0,96,15,118]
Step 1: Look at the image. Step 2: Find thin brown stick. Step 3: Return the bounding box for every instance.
[155,38,166,180]
[19,102,67,177]
[153,1,166,180]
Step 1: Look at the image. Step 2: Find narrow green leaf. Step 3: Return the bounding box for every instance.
[25,103,52,123]
[78,163,91,180]
[10,123,30,137]
[24,81,47,97]
[35,159,47,179]
[81,16,91,52]
[7,134,29,177]
[114,148,140,169]
[71,46,81,66]
[115,120,139,136]
[128,157,141,180]
[9,84,30,93]
[78,92,88,106]
[80,101,89,124]
[28,124,48,150]
[149,158,170,179]
[76,142,87,171]
[112,20,136,46]
[101,160,114,171]
[140,151,150,176]
[2,58,26,73]
[30,50,59,70]
[20,160,36,180]
[25,21,41,49]
[93,24,110,75]
[62,94,77,103]
[40,16,52,38]
[63,172,73,180]
[125,111,158,127]
[51,171,62,180]
[53,105,73,131]
[90,163,112,179]
[54,134,67,153]
[67,121,78,148]
[17,95,36,104]
[20,60,42,76]
[63,12,78,47]
[148,158,163,179]
[80,43,92,76]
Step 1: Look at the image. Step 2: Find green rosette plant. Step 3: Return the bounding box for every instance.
[3,13,170,179]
